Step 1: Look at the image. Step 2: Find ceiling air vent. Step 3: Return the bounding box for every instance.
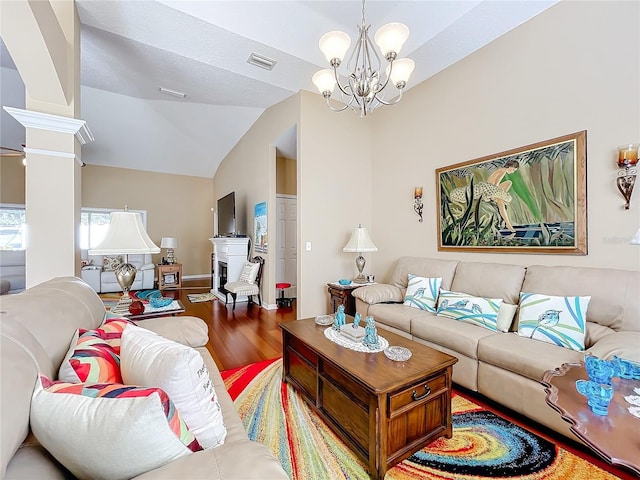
[247,52,277,71]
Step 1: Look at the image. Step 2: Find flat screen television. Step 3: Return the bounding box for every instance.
[217,191,236,237]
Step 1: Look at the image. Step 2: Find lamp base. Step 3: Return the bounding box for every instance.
[113,262,138,313]
[353,254,367,283]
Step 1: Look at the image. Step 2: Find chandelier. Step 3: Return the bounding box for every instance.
[312,0,415,117]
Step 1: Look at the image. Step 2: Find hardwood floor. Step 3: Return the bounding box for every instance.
[161,278,297,371]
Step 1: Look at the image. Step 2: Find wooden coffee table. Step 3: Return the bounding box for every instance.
[112,299,186,320]
[542,362,640,475]
[279,317,458,479]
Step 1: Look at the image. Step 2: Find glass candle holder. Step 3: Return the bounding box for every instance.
[584,354,616,385]
[617,143,639,168]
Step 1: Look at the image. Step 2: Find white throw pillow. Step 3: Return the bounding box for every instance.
[239,261,260,284]
[517,293,590,351]
[30,376,200,480]
[403,275,442,313]
[120,325,227,449]
[436,290,503,332]
[496,303,518,333]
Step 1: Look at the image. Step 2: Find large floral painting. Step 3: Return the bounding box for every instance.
[436,131,587,254]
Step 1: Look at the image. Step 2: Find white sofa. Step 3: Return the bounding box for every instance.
[80,251,155,293]
[0,250,26,294]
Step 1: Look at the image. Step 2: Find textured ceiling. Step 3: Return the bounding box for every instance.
[1,1,557,178]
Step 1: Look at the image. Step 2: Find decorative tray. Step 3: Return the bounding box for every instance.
[384,346,412,362]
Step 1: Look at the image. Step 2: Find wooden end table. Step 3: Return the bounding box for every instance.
[327,282,369,316]
[158,263,182,290]
[542,362,640,475]
[280,317,458,479]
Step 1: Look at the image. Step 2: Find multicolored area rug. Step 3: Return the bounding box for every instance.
[221,358,621,480]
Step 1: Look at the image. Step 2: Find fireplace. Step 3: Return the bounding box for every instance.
[218,261,228,294]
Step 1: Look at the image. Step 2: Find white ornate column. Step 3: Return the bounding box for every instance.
[4,107,93,288]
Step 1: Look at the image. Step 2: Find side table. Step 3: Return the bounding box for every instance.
[158,263,182,290]
[542,362,640,475]
[326,282,370,316]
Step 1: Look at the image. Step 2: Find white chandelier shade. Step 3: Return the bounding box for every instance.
[312,0,414,117]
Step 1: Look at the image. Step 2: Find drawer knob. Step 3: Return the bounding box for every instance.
[411,385,431,401]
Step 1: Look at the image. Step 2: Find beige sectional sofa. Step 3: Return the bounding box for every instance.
[0,277,288,480]
[353,257,640,440]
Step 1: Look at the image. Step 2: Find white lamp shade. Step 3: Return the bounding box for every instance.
[387,58,415,87]
[374,22,409,58]
[630,228,640,245]
[319,31,351,63]
[312,69,337,95]
[161,237,178,249]
[343,226,377,253]
[89,212,160,255]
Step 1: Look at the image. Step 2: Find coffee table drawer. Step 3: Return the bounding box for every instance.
[388,372,447,417]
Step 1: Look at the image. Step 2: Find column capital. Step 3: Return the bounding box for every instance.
[3,106,94,144]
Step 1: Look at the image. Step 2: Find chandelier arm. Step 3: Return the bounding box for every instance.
[325,96,350,113]
[372,88,404,107]
[333,67,354,98]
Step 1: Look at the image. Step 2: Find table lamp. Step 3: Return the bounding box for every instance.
[89,209,160,312]
[161,237,178,264]
[343,225,377,283]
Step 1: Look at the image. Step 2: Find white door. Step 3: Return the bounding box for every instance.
[276,195,297,298]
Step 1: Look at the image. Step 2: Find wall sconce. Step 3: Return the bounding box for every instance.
[414,187,423,222]
[616,144,638,210]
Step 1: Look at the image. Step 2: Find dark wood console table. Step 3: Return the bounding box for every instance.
[542,362,640,475]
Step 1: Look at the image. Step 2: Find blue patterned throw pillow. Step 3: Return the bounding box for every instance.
[436,290,502,332]
[517,293,590,351]
[403,275,442,312]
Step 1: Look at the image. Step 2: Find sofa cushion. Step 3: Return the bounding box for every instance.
[436,290,503,332]
[58,318,132,384]
[134,316,210,348]
[120,325,227,449]
[478,332,583,382]
[368,303,416,334]
[523,265,640,332]
[388,257,459,293]
[30,376,201,480]
[517,293,590,352]
[403,275,441,312]
[410,314,496,360]
[449,261,525,305]
[352,284,403,304]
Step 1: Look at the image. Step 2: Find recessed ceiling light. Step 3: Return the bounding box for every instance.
[247,53,277,71]
[159,87,187,98]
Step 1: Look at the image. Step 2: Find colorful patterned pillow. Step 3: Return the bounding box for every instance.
[121,324,227,449]
[403,275,442,312]
[436,290,503,332]
[103,255,124,271]
[517,293,590,351]
[58,318,132,383]
[30,375,201,480]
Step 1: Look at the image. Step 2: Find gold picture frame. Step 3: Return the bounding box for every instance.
[436,131,587,254]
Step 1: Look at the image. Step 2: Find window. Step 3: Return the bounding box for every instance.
[0,205,147,251]
[0,204,26,250]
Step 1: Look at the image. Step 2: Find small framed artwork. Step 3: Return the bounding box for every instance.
[436,131,587,254]
[254,202,267,253]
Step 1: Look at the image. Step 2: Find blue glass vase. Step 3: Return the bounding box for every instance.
[584,355,616,385]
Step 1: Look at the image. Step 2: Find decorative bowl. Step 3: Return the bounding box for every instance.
[149,296,173,308]
[384,346,412,362]
[315,315,334,326]
[338,279,351,286]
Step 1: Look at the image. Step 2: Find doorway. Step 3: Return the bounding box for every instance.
[276,195,297,298]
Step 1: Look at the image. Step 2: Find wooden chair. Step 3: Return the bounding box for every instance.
[224,256,264,310]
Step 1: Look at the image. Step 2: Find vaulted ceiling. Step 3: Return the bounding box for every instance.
[1,1,557,178]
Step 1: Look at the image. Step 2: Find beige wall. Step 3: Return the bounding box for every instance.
[276,155,296,195]
[82,165,214,277]
[0,157,26,204]
[213,94,299,307]
[1,162,213,278]
[369,0,640,280]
